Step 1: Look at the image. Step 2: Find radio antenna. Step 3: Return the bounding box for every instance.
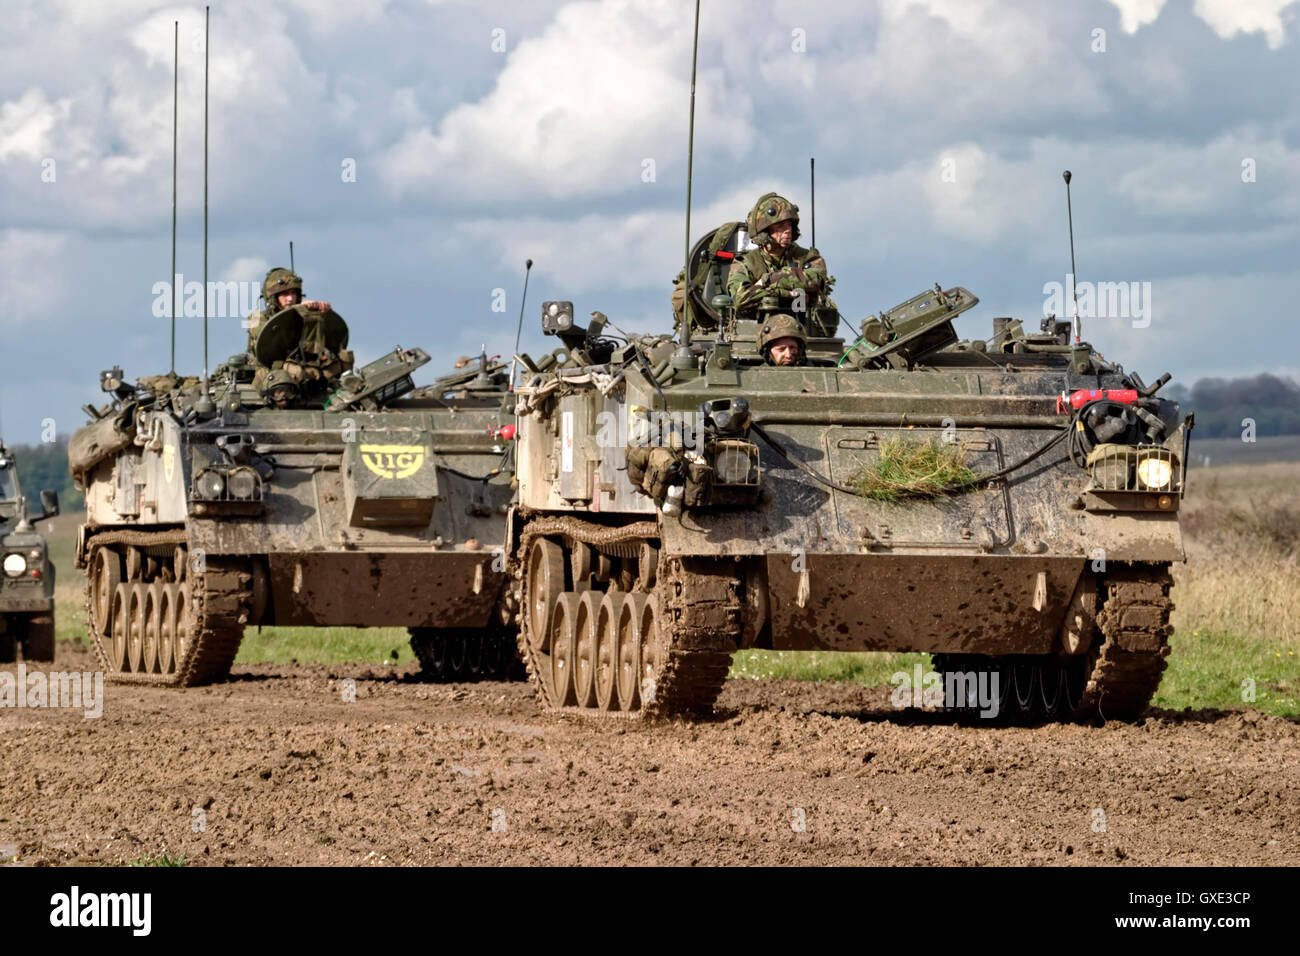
[678,0,701,350]
[810,156,816,249]
[197,4,214,414]
[1063,170,1081,344]
[509,258,534,390]
[169,20,178,375]
[289,240,295,274]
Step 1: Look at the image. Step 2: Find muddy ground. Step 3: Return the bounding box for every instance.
[2,645,1296,866]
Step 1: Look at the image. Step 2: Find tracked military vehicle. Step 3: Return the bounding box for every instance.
[508,230,1191,722]
[69,304,519,686]
[0,443,59,663]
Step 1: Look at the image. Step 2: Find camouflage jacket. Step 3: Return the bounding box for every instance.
[245,309,270,358]
[726,243,830,315]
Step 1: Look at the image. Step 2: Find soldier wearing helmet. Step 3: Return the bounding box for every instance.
[726,193,831,321]
[245,267,332,359]
[260,368,300,409]
[758,313,807,367]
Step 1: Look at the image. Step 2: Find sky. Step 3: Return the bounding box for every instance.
[1,0,1297,443]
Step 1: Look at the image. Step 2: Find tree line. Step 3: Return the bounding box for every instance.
[7,437,84,511]
[1163,373,1300,439]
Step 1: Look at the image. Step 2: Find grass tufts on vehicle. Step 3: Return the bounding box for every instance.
[847,437,978,501]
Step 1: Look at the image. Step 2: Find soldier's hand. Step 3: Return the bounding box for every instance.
[304,300,331,311]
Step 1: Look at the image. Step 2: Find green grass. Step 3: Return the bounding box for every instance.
[235,625,415,666]
[847,437,978,501]
[731,637,1298,718]
[1155,627,1298,717]
[730,650,930,686]
[128,853,185,867]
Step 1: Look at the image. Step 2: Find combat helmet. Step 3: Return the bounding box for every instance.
[262,267,302,311]
[747,192,801,246]
[261,367,299,407]
[758,313,807,362]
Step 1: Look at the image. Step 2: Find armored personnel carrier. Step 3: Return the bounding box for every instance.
[0,443,59,663]
[508,236,1191,722]
[69,304,519,686]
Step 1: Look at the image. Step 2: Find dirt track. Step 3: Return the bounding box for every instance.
[2,646,1297,866]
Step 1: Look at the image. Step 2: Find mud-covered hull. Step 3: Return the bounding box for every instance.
[72,393,516,684]
[511,335,1188,720]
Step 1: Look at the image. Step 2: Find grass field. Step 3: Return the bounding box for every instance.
[41,454,1300,716]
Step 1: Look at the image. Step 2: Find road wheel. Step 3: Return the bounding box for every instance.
[1038,659,1066,720]
[111,584,130,672]
[158,584,176,675]
[639,594,665,708]
[173,583,191,666]
[526,538,565,652]
[615,594,648,711]
[127,583,147,673]
[595,592,625,711]
[142,583,164,674]
[548,594,579,707]
[1012,660,1040,721]
[572,591,599,708]
[91,548,121,639]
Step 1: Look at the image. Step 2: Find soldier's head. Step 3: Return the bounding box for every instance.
[759,313,807,366]
[262,267,303,313]
[747,193,800,251]
[261,368,299,409]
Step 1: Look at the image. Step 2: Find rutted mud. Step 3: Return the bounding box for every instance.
[2,646,1296,866]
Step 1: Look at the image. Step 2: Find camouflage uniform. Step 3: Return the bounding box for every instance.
[246,267,303,358]
[726,193,830,319]
[758,313,808,366]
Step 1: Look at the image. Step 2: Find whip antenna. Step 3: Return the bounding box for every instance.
[289,240,295,274]
[197,5,214,413]
[509,258,534,389]
[170,20,178,375]
[810,156,815,249]
[1063,170,1082,344]
[678,0,701,350]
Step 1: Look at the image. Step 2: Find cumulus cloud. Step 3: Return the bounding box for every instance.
[1194,0,1297,49]
[379,0,755,201]
[1109,0,1297,46]
[1108,0,1169,33]
[0,88,75,162]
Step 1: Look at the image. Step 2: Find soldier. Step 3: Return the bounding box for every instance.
[261,368,300,409]
[758,313,807,367]
[245,267,331,357]
[726,193,830,320]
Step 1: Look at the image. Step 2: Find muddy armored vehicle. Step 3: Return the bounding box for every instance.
[508,237,1191,721]
[0,443,59,663]
[69,304,519,685]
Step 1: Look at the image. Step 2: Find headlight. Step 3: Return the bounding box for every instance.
[3,553,27,577]
[1136,457,1173,490]
[195,468,226,500]
[1090,457,1131,491]
[713,440,759,485]
[226,467,259,500]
